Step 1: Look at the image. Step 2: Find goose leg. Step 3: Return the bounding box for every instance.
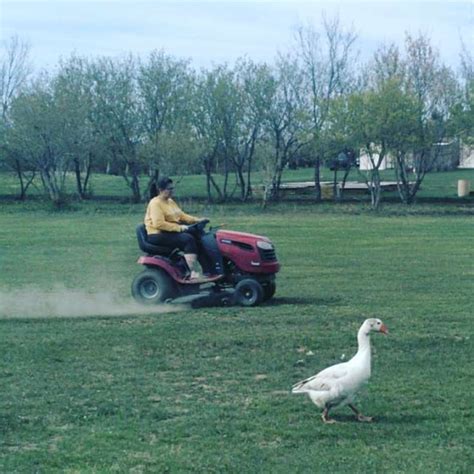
[321,406,336,424]
[349,403,373,422]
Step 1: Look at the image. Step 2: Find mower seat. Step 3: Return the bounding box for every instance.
[136,224,179,257]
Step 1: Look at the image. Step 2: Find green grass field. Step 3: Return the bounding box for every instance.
[1,168,474,202]
[1,175,473,472]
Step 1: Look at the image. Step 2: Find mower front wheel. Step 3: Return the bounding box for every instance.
[233,279,264,307]
[131,268,177,305]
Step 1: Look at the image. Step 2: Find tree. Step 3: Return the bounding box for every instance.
[320,121,358,200]
[261,54,307,205]
[448,40,473,148]
[295,16,357,201]
[0,35,32,120]
[347,88,394,209]
[190,67,226,202]
[137,50,193,195]
[8,77,72,205]
[54,56,96,199]
[0,35,34,199]
[374,81,419,206]
[190,65,240,202]
[358,44,411,207]
[397,34,458,203]
[193,60,276,202]
[88,56,144,202]
[233,59,274,201]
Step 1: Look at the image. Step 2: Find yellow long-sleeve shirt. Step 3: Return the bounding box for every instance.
[144,196,200,234]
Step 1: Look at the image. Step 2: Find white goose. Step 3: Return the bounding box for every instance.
[292,318,388,424]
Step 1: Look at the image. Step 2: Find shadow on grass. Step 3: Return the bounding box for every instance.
[322,413,436,425]
[265,296,343,306]
[373,413,436,424]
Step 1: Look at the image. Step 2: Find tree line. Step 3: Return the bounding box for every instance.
[1,19,472,208]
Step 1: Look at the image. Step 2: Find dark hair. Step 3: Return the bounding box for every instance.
[158,177,173,191]
[148,182,158,199]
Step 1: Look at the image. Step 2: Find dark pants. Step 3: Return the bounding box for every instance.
[147,231,198,254]
[200,233,224,275]
[148,231,223,276]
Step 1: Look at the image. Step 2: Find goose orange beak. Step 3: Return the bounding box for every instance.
[380,324,389,335]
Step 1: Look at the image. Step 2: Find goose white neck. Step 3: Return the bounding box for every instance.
[357,327,372,354]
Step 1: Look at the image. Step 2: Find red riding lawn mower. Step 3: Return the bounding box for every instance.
[132,221,280,308]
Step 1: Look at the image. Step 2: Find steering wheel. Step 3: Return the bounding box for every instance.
[185,219,209,237]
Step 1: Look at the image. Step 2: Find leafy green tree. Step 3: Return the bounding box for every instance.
[88,56,144,202]
[0,35,34,199]
[448,41,473,148]
[321,95,360,200]
[360,43,413,206]
[345,59,418,209]
[261,54,308,205]
[398,34,458,203]
[190,65,241,201]
[295,16,357,200]
[194,60,301,202]
[376,82,419,205]
[8,77,71,205]
[233,59,275,201]
[347,88,392,208]
[54,56,97,199]
[137,50,193,195]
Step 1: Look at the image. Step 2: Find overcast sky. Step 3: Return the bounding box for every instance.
[0,1,472,72]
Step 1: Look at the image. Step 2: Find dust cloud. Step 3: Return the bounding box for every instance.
[0,287,183,319]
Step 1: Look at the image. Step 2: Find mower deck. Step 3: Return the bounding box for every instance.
[170,288,235,308]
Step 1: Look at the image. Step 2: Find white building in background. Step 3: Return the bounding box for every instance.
[358,139,474,171]
[459,143,474,169]
[359,150,394,170]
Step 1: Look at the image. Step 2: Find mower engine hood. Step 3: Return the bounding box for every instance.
[216,229,279,274]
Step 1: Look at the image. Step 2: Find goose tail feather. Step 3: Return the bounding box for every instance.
[291,381,308,393]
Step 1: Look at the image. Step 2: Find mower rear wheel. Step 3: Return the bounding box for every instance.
[131,268,177,305]
[234,279,264,307]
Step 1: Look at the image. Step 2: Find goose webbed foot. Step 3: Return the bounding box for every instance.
[321,407,337,424]
[349,403,373,422]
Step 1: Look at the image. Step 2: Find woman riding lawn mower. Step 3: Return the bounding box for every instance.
[132,219,280,307]
[132,177,280,307]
